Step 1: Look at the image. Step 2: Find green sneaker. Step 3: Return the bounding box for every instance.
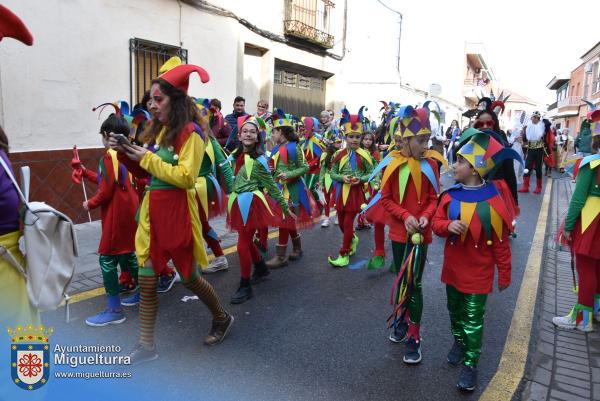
[349,235,359,256]
[367,255,385,270]
[328,254,350,267]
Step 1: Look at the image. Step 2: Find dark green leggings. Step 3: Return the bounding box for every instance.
[99,253,139,296]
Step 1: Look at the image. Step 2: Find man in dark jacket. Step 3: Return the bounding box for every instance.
[224,96,249,151]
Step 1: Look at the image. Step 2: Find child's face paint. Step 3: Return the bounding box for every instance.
[149,84,170,124]
[346,133,361,149]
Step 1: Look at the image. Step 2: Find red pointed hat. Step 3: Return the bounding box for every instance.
[0,4,34,46]
[158,64,210,94]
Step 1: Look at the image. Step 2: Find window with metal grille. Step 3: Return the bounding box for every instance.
[129,38,188,105]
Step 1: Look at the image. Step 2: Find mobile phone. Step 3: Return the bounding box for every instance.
[113,134,131,146]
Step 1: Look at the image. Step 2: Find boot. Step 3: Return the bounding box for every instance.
[518,176,530,193]
[533,177,542,194]
[230,278,253,304]
[250,259,270,284]
[265,244,288,269]
[288,235,303,261]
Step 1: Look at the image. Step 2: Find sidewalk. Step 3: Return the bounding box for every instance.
[522,175,600,401]
[67,214,239,295]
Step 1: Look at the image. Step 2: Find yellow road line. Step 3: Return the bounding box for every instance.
[479,178,552,401]
[61,222,298,305]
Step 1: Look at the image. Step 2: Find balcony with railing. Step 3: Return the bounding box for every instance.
[284,0,335,49]
[557,96,581,109]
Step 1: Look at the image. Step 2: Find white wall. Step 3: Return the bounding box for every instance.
[0,0,246,152]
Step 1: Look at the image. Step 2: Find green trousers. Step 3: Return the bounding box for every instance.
[446,285,488,366]
[99,253,139,296]
[391,241,427,325]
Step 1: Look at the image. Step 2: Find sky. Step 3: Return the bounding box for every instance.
[392,0,600,105]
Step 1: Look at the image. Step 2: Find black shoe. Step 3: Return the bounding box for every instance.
[403,337,422,364]
[457,365,477,391]
[129,343,158,366]
[250,260,270,284]
[204,313,234,345]
[447,340,464,365]
[230,281,253,304]
[157,272,176,293]
[388,320,408,343]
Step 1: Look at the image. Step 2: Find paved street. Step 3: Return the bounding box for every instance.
[38,173,546,401]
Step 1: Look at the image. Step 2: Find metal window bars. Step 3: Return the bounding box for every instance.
[129,38,188,105]
[284,0,335,49]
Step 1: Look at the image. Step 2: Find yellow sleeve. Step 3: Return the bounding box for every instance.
[140,133,204,189]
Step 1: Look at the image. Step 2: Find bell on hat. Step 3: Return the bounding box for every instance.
[0,4,34,46]
[158,64,210,94]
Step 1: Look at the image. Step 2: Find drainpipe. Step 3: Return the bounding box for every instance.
[376,0,403,81]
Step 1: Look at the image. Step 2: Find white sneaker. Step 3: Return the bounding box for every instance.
[553,314,593,332]
[203,256,229,273]
[321,218,330,228]
[552,315,576,329]
[333,216,339,225]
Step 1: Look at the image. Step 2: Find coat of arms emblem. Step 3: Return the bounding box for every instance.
[8,324,53,390]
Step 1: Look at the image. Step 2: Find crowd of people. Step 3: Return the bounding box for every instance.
[2,5,600,395]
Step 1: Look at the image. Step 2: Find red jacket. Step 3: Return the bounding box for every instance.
[380,159,439,244]
[432,185,512,294]
[86,152,139,255]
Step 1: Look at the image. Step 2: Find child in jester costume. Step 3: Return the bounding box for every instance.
[226,115,293,303]
[362,105,446,364]
[77,109,140,326]
[265,110,319,268]
[553,109,600,332]
[432,128,521,391]
[194,98,235,274]
[301,116,326,207]
[319,126,343,228]
[327,107,374,267]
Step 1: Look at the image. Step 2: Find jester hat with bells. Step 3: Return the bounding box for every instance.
[339,106,368,136]
[387,103,438,141]
[457,128,523,179]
